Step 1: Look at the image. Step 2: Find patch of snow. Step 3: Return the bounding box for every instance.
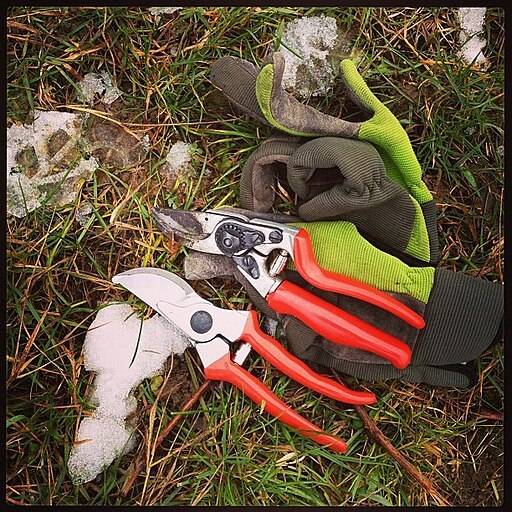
[7,110,99,218]
[457,7,487,67]
[78,70,123,105]
[149,7,182,23]
[149,7,182,15]
[160,140,198,189]
[76,202,94,227]
[68,303,191,484]
[68,415,138,486]
[140,133,151,152]
[165,141,193,173]
[277,15,341,98]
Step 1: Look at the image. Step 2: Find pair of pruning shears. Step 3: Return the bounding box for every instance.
[113,267,376,453]
[151,207,425,369]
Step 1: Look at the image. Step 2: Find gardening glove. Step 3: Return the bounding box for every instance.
[206,54,503,386]
[211,52,439,264]
[236,139,503,386]
[239,135,431,266]
[182,214,503,388]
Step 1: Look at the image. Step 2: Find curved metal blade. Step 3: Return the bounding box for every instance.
[151,208,211,242]
[151,207,248,241]
[112,267,199,315]
[112,267,248,344]
[151,207,249,252]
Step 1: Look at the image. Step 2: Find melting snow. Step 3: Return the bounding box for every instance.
[78,70,123,105]
[149,7,182,21]
[7,110,99,218]
[75,202,94,228]
[68,303,191,484]
[457,7,487,67]
[277,15,342,98]
[165,141,193,173]
[159,140,197,188]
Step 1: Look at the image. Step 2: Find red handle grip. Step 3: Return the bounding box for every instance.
[204,353,347,453]
[241,311,375,405]
[267,280,412,369]
[292,228,425,329]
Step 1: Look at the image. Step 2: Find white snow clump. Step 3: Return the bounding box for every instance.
[277,15,341,98]
[7,110,99,218]
[149,7,182,22]
[68,303,191,484]
[159,140,198,188]
[78,70,123,105]
[165,141,193,174]
[457,7,487,67]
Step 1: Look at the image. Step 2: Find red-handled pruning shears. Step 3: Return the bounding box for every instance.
[151,207,425,370]
[113,267,377,453]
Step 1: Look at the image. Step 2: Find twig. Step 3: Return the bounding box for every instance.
[331,373,450,505]
[354,404,450,505]
[120,380,211,497]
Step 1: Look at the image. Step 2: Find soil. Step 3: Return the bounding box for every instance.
[160,356,197,411]
[445,427,503,506]
[89,115,147,171]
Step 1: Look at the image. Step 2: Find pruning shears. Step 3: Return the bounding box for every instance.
[113,267,377,453]
[151,207,425,369]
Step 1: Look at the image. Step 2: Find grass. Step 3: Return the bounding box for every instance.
[6,6,504,506]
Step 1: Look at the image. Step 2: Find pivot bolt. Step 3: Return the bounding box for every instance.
[269,230,283,243]
[190,310,213,334]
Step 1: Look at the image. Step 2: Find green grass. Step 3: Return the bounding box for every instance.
[7,6,504,506]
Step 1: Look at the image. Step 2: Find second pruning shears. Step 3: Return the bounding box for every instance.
[151,207,426,370]
[113,267,377,453]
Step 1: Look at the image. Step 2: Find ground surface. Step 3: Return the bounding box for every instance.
[7,6,504,506]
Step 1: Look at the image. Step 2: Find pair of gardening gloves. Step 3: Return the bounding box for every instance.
[184,52,503,388]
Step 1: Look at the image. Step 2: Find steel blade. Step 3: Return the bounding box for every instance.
[113,267,248,343]
[112,267,198,315]
[151,207,251,253]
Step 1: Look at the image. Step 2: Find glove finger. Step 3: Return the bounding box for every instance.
[340,60,431,199]
[340,59,439,263]
[210,56,268,124]
[256,52,362,137]
[305,343,479,388]
[239,137,302,212]
[287,137,382,201]
[239,135,429,264]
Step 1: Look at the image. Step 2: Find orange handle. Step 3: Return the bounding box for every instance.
[267,280,412,369]
[241,311,375,405]
[292,228,425,329]
[204,353,347,453]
